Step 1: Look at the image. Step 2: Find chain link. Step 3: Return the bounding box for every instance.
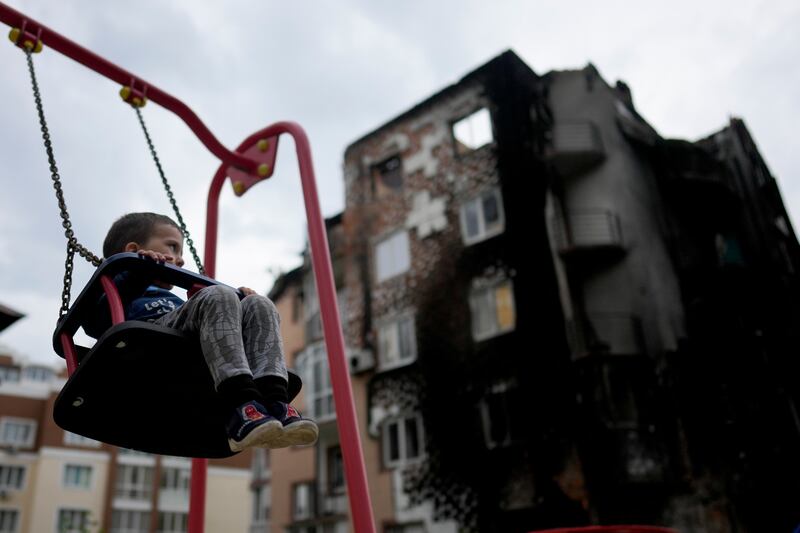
[24,50,102,318]
[133,107,205,275]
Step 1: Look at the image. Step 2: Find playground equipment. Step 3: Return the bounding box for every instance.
[0,3,376,532]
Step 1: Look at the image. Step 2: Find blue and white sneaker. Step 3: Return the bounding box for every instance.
[226,401,283,452]
[267,402,319,448]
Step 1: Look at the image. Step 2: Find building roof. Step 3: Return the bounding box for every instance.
[344,49,534,155]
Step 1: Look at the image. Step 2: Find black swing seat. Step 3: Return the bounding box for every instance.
[53,253,302,458]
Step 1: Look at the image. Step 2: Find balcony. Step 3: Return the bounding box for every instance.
[547,121,605,176]
[553,209,625,264]
[566,313,645,359]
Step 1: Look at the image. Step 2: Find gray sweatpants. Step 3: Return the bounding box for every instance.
[153,285,288,388]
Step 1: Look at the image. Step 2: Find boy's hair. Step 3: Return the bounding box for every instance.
[103,212,181,257]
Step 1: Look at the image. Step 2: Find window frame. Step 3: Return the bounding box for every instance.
[468,277,516,342]
[0,508,19,533]
[374,230,411,283]
[291,481,315,522]
[63,464,92,490]
[0,418,37,449]
[296,342,335,423]
[114,464,154,501]
[110,509,151,533]
[376,311,418,371]
[327,445,345,495]
[55,508,91,533]
[382,413,425,469]
[0,465,26,491]
[157,511,188,533]
[459,187,506,246]
[63,431,101,448]
[452,107,495,156]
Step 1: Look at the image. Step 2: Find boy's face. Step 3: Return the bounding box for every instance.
[123,222,185,268]
[140,223,185,267]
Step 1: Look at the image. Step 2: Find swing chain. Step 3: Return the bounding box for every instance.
[24,49,102,318]
[133,107,205,275]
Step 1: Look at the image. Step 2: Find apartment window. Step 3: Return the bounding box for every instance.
[375,230,411,282]
[111,510,150,533]
[251,449,271,480]
[157,512,187,533]
[292,482,314,521]
[327,446,345,494]
[64,465,92,489]
[0,510,18,533]
[460,188,505,245]
[115,464,154,501]
[0,366,20,383]
[23,365,53,382]
[479,382,522,449]
[296,343,335,422]
[0,465,25,490]
[252,483,271,524]
[160,467,190,494]
[377,313,417,370]
[373,154,404,192]
[0,418,36,449]
[453,107,494,155]
[382,414,425,468]
[469,278,516,341]
[63,431,101,448]
[57,509,90,533]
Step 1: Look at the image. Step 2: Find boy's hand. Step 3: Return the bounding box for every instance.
[239,286,256,296]
[137,250,175,264]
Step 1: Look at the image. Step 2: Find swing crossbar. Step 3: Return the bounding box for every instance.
[0,1,257,173]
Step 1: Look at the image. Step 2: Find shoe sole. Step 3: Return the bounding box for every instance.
[270,420,320,448]
[228,419,283,452]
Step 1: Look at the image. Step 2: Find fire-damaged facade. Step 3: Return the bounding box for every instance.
[337,50,800,532]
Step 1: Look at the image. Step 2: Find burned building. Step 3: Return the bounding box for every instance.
[339,50,800,532]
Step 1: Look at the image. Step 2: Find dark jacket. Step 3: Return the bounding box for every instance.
[82,270,185,338]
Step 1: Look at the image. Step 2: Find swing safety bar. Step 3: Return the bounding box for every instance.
[1,4,377,533]
[0,2,258,173]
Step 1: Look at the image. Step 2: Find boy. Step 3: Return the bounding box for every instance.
[83,212,318,452]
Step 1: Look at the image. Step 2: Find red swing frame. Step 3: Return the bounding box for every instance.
[0,4,376,533]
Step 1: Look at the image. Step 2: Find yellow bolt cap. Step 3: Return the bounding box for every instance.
[257,139,270,152]
[257,163,270,177]
[132,97,143,107]
[23,40,34,50]
[233,181,245,195]
[120,87,131,101]
[8,28,20,44]
[34,40,43,53]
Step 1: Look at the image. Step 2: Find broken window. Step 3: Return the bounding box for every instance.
[292,482,314,521]
[460,187,505,245]
[375,230,411,282]
[453,107,494,155]
[327,445,345,493]
[372,155,404,198]
[296,342,335,422]
[469,278,516,341]
[479,381,521,449]
[377,312,417,370]
[382,413,425,468]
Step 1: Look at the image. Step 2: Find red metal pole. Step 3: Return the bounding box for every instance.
[205,122,377,532]
[0,2,258,172]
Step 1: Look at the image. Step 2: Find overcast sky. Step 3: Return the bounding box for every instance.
[1,0,799,367]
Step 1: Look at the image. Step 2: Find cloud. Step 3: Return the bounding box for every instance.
[2,0,799,366]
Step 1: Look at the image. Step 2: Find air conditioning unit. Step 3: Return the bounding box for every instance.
[349,349,375,375]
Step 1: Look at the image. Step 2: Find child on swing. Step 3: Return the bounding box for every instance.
[83,212,318,452]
